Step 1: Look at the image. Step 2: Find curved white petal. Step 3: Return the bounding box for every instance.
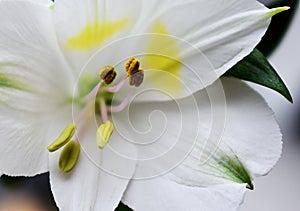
[218,78,282,176]
[35,0,54,7]
[0,0,74,177]
[180,78,281,181]
[114,77,281,186]
[53,0,142,73]
[49,153,132,211]
[123,177,246,211]
[0,106,49,176]
[0,0,74,112]
[0,93,72,177]
[166,78,281,190]
[120,78,280,210]
[136,0,281,100]
[53,0,279,101]
[49,119,136,211]
[110,82,201,179]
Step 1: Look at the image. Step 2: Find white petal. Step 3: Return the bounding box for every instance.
[112,77,281,186]
[49,120,136,210]
[0,106,49,176]
[53,0,278,101]
[167,78,281,188]
[35,0,54,8]
[109,83,202,179]
[123,177,246,211]
[0,1,72,176]
[53,0,142,72]
[121,78,280,210]
[219,78,282,176]
[134,0,279,100]
[0,0,74,112]
[0,98,72,177]
[109,77,223,179]
[0,0,76,177]
[49,154,130,210]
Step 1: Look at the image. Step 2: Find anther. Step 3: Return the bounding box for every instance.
[59,141,80,173]
[126,57,140,76]
[96,120,114,149]
[129,68,144,87]
[99,65,117,85]
[48,123,76,152]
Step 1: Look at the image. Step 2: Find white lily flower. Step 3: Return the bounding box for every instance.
[0,0,285,210]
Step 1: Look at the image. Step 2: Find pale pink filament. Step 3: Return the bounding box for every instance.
[108,90,133,113]
[105,75,128,93]
[74,102,93,142]
[85,81,102,101]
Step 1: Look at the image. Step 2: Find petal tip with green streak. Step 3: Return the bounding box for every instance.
[217,154,254,190]
[268,6,290,18]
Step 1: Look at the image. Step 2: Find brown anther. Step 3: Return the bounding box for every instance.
[126,57,140,76]
[129,68,144,87]
[99,65,117,85]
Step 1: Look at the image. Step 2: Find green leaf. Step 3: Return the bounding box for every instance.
[223,48,293,103]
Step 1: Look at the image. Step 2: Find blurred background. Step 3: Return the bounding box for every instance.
[0,0,299,210]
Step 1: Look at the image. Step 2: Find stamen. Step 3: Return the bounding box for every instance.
[84,65,117,101]
[48,123,76,152]
[59,140,80,173]
[129,68,144,87]
[125,58,144,87]
[55,59,144,156]
[109,90,133,113]
[100,98,108,123]
[126,57,140,75]
[99,65,117,85]
[96,120,114,149]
